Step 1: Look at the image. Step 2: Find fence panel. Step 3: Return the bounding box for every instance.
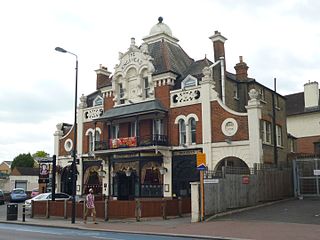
[204,167,293,216]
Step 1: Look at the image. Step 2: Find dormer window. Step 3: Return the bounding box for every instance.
[93,96,103,106]
[181,75,197,89]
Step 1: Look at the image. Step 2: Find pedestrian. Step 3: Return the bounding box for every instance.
[84,188,97,224]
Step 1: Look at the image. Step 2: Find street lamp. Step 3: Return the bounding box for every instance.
[55,46,78,224]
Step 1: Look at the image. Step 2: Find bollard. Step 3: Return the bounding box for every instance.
[22,204,25,222]
[135,199,141,222]
[162,199,167,220]
[178,197,182,217]
[104,199,109,221]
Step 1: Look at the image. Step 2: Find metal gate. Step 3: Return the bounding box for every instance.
[293,157,320,197]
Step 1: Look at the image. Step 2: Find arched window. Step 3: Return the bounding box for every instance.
[189,118,196,144]
[95,130,100,142]
[179,119,186,145]
[88,132,94,152]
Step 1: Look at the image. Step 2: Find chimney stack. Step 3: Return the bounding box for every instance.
[304,80,319,109]
[209,30,227,63]
[95,64,111,90]
[234,56,249,81]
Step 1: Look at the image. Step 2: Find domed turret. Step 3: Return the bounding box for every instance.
[149,17,172,36]
[143,17,179,44]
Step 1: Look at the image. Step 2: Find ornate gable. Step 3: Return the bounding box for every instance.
[113,38,155,106]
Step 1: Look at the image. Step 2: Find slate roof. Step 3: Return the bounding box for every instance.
[12,167,39,176]
[86,90,102,108]
[286,91,320,115]
[99,99,167,120]
[148,40,194,79]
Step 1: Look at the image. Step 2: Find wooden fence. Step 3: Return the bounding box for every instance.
[31,197,191,220]
[203,168,293,216]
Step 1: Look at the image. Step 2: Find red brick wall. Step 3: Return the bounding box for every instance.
[211,101,249,142]
[139,119,152,138]
[297,135,320,154]
[155,85,171,109]
[59,128,74,156]
[104,95,114,111]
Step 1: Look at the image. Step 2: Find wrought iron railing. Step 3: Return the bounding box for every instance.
[94,134,168,151]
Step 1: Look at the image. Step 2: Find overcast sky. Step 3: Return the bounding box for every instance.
[1,0,319,163]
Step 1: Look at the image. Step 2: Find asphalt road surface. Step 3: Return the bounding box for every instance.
[0,223,215,240]
[215,198,320,225]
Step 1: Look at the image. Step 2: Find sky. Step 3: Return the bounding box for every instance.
[1,0,320,163]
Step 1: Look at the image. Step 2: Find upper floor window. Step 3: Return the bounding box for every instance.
[93,96,103,106]
[189,118,197,144]
[144,77,150,98]
[178,119,186,145]
[233,84,239,100]
[112,125,119,139]
[119,83,124,98]
[276,125,283,147]
[88,130,100,153]
[259,88,266,102]
[129,122,136,137]
[261,120,272,144]
[181,75,197,89]
[88,132,94,152]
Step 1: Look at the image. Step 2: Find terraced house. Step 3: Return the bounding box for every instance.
[53,17,288,200]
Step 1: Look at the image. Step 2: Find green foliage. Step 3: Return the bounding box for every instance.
[32,151,49,158]
[11,153,35,170]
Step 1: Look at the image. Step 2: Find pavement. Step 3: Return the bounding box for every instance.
[1,198,320,240]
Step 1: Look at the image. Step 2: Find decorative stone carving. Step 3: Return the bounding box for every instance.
[79,94,87,108]
[249,89,259,100]
[84,108,103,120]
[172,89,201,104]
[221,118,238,137]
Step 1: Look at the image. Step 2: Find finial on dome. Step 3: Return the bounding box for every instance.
[158,16,163,23]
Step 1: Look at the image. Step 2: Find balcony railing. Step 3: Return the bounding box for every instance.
[95,134,168,151]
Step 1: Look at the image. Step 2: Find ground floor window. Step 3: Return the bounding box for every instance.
[112,158,163,199]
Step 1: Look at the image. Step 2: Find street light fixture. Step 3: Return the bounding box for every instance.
[55,46,78,224]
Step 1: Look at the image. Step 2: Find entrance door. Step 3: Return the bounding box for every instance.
[61,166,73,195]
[118,172,135,200]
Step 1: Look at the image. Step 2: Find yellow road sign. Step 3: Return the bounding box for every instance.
[197,152,206,169]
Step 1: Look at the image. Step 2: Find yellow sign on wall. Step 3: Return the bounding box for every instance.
[197,152,206,170]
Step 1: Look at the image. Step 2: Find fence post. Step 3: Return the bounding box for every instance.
[22,204,26,222]
[135,199,141,222]
[64,199,67,219]
[222,166,226,178]
[104,199,108,221]
[178,197,182,217]
[46,200,49,219]
[31,200,34,218]
[162,199,167,220]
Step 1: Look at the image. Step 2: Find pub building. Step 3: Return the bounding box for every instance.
[53,17,288,200]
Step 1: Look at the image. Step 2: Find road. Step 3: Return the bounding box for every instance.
[214,198,320,225]
[0,223,213,240]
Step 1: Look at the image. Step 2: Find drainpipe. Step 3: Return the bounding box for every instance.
[220,57,225,104]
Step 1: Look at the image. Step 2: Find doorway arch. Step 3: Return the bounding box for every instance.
[215,157,250,174]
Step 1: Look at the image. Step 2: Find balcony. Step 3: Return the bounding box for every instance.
[95,134,168,151]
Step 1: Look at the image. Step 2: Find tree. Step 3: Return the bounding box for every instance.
[11,153,35,170]
[32,151,49,158]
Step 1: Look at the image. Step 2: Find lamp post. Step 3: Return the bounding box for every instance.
[55,47,78,224]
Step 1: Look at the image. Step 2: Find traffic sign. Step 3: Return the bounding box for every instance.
[197,152,206,170]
